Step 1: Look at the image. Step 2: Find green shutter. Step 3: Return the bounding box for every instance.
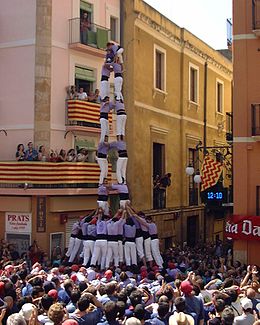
[75,66,96,82]
[87,30,97,46]
[80,1,93,12]
[96,28,108,49]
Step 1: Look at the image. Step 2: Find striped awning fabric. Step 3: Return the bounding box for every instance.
[0,162,112,184]
[67,100,112,125]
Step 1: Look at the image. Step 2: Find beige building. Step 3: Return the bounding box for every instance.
[123,0,233,247]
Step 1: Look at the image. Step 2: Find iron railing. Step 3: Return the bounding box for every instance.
[253,0,260,30]
[226,112,233,142]
[69,18,110,50]
[252,103,260,136]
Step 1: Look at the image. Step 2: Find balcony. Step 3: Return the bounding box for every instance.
[66,100,112,132]
[253,0,260,36]
[0,161,112,189]
[252,103,260,139]
[69,19,110,56]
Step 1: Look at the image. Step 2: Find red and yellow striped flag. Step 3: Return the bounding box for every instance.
[200,155,223,192]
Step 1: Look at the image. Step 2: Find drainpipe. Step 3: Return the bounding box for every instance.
[120,0,124,46]
[203,61,208,242]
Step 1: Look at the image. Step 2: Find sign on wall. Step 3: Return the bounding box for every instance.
[37,197,46,232]
[225,215,260,241]
[5,212,32,234]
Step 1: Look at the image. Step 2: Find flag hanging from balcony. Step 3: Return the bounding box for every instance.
[200,155,223,192]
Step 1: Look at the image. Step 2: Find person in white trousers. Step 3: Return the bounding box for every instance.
[97,179,109,216]
[90,209,108,270]
[110,183,130,209]
[66,221,81,258]
[100,64,112,100]
[114,100,127,141]
[146,216,163,268]
[68,220,83,263]
[126,205,147,267]
[109,140,128,184]
[99,97,114,143]
[124,215,137,266]
[113,57,123,101]
[105,210,126,268]
[81,213,97,266]
[97,142,109,185]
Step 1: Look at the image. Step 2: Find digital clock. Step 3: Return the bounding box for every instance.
[207,191,223,200]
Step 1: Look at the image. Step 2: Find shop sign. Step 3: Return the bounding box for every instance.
[37,196,46,232]
[5,212,32,233]
[225,215,260,241]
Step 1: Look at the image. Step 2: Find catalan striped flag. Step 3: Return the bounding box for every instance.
[200,155,223,192]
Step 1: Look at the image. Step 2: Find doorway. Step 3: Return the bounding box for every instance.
[187,215,198,247]
[153,142,165,209]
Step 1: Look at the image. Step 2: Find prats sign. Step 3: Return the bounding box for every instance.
[5,213,32,233]
[225,215,260,240]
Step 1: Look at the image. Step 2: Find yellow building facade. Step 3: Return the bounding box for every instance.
[123,0,233,247]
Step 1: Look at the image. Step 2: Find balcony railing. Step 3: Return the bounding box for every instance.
[253,0,260,31]
[66,100,112,128]
[69,19,110,50]
[252,103,260,136]
[226,112,233,142]
[0,161,112,188]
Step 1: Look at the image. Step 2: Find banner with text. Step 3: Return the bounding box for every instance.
[225,215,260,241]
[5,213,32,234]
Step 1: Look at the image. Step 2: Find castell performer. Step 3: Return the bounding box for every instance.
[115,100,127,141]
[110,140,128,184]
[90,208,108,271]
[105,209,126,269]
[106,42,124,64]
[67,219,83,263]
[99,96,114,143]
[81,210,97,267]
[65,221,81,259]
[100,63,112,101]
[114,57,124,101]
[97,141,109,185]
[146,215,163,268]
[111,183,130,209]
[97,178,109,216]
[124,214,137,267]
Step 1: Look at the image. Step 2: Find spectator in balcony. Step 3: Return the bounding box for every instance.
[16,144,25,161]
[153,175,161,209]
[49,150,58,162]
[80,12,90,45]
[66,85,77,100]
[57,149,67,162]
[25,142,38,161]
[158,173,172,209]
[114,56,124,101]
[88,89,101,103]
[76,148,88,162]
[77,88,88,100]
[38,145,48,162]
[67,149,76,162]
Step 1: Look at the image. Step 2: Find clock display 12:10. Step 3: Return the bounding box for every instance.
[207,191,223,200]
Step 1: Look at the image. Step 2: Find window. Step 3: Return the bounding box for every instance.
[216,80,224,113]
[75,66,96,94]
[110,16,118,42]
[80,1,93,23]
[153,143,165,209]
[189,63,199,103]
[154,45,166,91]
[188,148,199,206]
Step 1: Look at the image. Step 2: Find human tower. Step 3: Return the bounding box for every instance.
[66,42,163,271]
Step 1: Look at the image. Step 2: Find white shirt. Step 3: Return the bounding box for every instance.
[78,92,88,100]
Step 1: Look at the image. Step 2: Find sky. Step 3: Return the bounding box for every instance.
[144,0,232,50]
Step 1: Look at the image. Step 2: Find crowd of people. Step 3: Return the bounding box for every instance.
[66,86,101,104]
[1,234,260,325]
[15,142,92,163]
